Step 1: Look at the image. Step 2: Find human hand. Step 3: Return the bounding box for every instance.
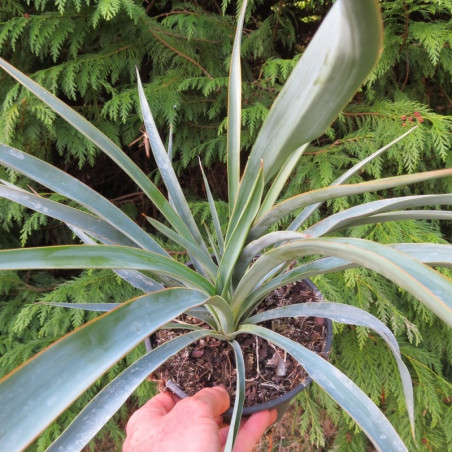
[123,386,277,452]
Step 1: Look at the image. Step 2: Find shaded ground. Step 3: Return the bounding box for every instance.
[254,401,337,452]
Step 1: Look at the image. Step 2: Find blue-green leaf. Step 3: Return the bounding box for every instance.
[0,245,215,295]
[0,288,209,451]
[303,194,452,237]
[137,71,209,257]
[227,0,248,212]
[224,340,245,452]
[234,0,382,227]
[0,183,138,247]
[0,144,167,255]
[240,325,408,452]
[251,169,452,240]
[232,238,452,326]
[48,330,213,451]
[0,58,197,253]
[289,126,419,231]
[246,302,414,434]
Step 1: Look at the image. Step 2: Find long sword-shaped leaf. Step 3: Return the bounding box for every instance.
[240,325,408,452]
[2,182,164,293]
[204,295,235,336]
[250,169,452,240]
[167,123,175,208]
[199,157,225,255]
[232,238,452,326]
[48,330,213,452]
[218,164,264,295]
[259,144,309,216]
[68,225,164,292]
[289,126,419,231]
[0,58,198,250]
[0,183,139,247]
[232,0,381,229]
[240,257,354,320]
[224,340,246,452]
[241,242,452,319]
[227,0,248,212]
[0,245,215,294]
[303,194,452,237]
[391,243,452,266]
[204,222,221,264]
[39,302,216,329]
[136,72,209,257]
[345,210,452,227]
[0,144,167,254]
[246,302,414,434]
[39,302,121,311]
[234,231,307,282]
[0,288,209,451]
[145,216,218,279]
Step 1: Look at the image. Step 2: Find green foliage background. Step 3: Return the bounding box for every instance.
[0,0,451,449]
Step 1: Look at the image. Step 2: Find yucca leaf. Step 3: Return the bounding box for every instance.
[218,164,264,295]
[227,0,248,212]
[0,144,167,255]
[233,0,382,226]
[250,169,452,240]
[38,302,218,329]
[303,194,452,237]
[234,231,307,282]
[259,143,309,216]
[232,238,452,326]
[39,302,120,311]
[289,126,419,231]
[167,123,174,162]
[0,58,199,251]
[348,210,452,226]
[205,295,235,336]
[160,322,206,331]
[246,302,415,435]
[0,183,139,247]
[67,223,164,293]
[47,330,213,452]
[145,216,218,279]
[137,72,210,257]
[199,157,225,255]
[239,257,354,319]
[391,243,452,267]
[0,288,209,451]
[241,242,452,319]
[224,340,246,452]
[239,325,408,452]
[0,245,215,295]
[204,222,221,264]
[168,124,175,209]
[184,306,217,328]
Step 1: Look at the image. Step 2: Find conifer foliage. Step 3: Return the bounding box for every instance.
[0,0,451,450]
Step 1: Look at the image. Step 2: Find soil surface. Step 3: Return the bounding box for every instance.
[150,280,329,407]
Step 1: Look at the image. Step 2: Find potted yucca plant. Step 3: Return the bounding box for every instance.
[0,0,452,450]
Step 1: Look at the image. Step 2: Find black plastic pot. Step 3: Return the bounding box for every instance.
[164,279,333,423]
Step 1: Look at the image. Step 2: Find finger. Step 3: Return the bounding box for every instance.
[142,391,178,416]
[214,415,224,426]
[191,386,230,418]
[219,424,230,447]
[125,392,177,436]
[232,409,277,452]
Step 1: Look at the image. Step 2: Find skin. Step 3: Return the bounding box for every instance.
[123,386,277,452]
